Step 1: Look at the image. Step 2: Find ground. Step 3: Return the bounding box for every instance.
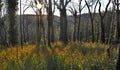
[0,42,118,70]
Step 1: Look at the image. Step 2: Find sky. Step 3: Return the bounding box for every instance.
[16,0,113,16]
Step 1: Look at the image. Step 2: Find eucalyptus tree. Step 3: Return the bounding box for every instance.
[54,0,71,44]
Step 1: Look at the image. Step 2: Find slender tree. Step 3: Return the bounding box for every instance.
[68,2,78,41]
[114,0,120,69]
[77,0,86,41]
[19,0,23,46]
[44,0,55,47]
[98,0,111,43]
[85,0,99,42]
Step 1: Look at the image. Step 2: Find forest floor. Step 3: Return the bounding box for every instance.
[0,42,118,70]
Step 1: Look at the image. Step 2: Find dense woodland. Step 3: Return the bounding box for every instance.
[0,0,120,70]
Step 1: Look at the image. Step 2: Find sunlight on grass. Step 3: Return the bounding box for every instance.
[0,42,118,70]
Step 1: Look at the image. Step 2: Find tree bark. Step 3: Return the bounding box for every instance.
[100,17,105,43]
[60,8,68,44]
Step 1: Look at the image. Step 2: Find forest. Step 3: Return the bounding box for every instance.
[0,0,120,70]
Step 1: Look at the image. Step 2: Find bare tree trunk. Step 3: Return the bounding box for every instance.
[19,0,23,46]
[47,0,54,47]
[36,14,40,47]
[54,0,71,44]
[98,0,111,43]
[100,18,105,43]
[59,8,68,44]
[77,14,81,41]
[116,0,120,70]
[73,15,77,41]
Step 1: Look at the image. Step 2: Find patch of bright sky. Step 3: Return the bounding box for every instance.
[17,0,113,16]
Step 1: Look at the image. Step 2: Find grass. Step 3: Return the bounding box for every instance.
[0,42,118,70]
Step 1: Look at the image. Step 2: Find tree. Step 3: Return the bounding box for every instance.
[19,0,23,46]
[98,0,111,43]
[85,0,99,42]
[68,2,78,41]
[54,0,71,44]
[7,0,18,46]
[0,0,3,45]
[44,0,55,47]
[114,0,120,69]
[34,0,46,47]
[77,0,86,41]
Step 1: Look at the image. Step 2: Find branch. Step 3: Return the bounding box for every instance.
[94,0,99,14]
[81,4,86,11]
[30,5,37,14]
[44,0,49,13]
[54,0,61,10]
[79,0,86,13]
[67,6,75,15]
[85,0,92,15]
[52,1,56,13]
[98,0,102,17]
[103,0,111,17]
[65,0,71,7]
[34,0,37,4]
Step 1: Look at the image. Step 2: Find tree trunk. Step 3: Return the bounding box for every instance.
[117,46,120,70]
[47,0,54,47]
[116,0,120,69]
[100,18,105,43]
[90,17,95,42]
[36,14,40,47]
[73,15,77,41]
[77,14,81,41]
[7,0,18,46]
[60,8,68,44]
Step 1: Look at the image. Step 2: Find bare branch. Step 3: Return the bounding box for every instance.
[98,0,111,17]
[54,0,61,10]
[85,0,92,15]
[93,0,99,15]
[103,0,111,17]
[65,0,71,7]
[81,4,86,11]
[98,0,102,16]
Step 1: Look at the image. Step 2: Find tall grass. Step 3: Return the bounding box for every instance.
[0,42,118,70]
